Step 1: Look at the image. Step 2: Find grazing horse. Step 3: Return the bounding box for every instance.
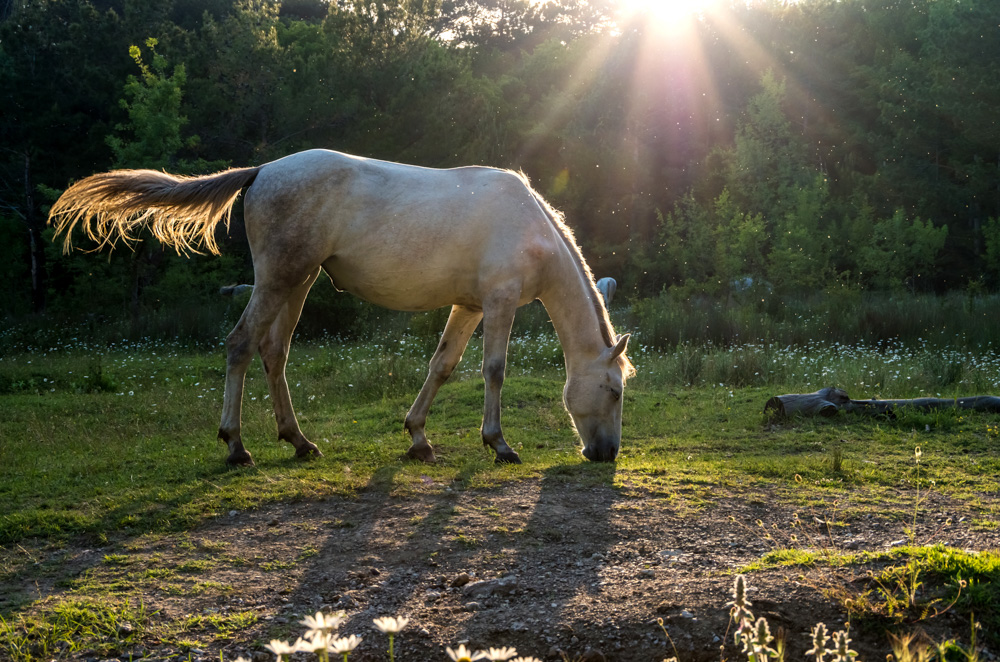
[49,149,634,465]
[596,277,617,307]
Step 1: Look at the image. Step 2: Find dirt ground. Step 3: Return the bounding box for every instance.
[8,478,1000,662]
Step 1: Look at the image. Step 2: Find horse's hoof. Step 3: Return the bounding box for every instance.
[295,444,323,460]
[494,450,522,465]
[226,449,255,467]
[405,444,437,463]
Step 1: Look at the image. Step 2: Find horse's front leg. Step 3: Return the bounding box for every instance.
[481,292,521,465]
[404,305,482,462]
[258,269,322,460]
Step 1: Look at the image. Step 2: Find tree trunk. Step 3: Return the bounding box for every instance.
[24,152,47,313]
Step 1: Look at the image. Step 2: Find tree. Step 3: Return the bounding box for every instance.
[855,209,948,291]
[108,38,191,170]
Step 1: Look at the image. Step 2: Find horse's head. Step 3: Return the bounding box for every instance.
[563,334,631,462]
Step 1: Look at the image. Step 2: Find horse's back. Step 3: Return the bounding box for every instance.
[245,150,561,311]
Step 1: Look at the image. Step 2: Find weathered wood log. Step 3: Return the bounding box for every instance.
[843,395,1000,415]
[764,387,852,417]
[764,387,1000,418]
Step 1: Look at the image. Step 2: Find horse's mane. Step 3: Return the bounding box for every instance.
[515,171,635,380]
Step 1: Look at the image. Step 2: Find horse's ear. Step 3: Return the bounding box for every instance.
[609,333,630,361]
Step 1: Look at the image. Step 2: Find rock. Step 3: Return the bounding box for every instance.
[639,569,656,578]
[424,590,442,601]
[463,601,481,611]
[462,575,517,599]
[450,572,472,587]
[495,575,518,595]
[581,649,606,662]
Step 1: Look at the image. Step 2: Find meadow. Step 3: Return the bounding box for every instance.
[2,296,1000,661]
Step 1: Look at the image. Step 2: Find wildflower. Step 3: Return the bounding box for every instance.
[301,610,345,635]
[373,616,409,662]
[331,634,363,660]
[264,639,297,660]
[830,628,858,662]
[299,631,332,654]
[482,646,518,661]
[511,658,543,662]
[742,617,778,661]
[727,574,754,639]
[373,615,409,634]
[806,623,829,662]
[446,644,488,661]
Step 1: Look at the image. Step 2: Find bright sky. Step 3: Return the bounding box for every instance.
[615,0,718,23]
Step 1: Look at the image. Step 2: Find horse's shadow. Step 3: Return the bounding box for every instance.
[276,458,620,661]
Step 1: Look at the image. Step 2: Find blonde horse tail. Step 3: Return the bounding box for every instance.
[48,165,262,256]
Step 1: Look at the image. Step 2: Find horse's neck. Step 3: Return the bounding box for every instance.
[538,259,608,373]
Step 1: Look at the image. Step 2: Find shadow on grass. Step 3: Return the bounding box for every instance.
[276,458,620,660]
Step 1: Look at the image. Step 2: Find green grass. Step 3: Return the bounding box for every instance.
[0,597,149,660]
[741,544,1000,637]
[2,332,999,545]
[2,328,1000,659]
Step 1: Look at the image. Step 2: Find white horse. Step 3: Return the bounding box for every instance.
[49,149,634,465]
[596,277,617,307]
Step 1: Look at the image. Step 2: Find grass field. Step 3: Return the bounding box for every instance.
[2,321,1000,660]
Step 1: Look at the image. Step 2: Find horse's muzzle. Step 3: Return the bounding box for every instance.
[582,438,619,462]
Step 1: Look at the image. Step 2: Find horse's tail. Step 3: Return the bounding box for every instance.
[48,165,262,256]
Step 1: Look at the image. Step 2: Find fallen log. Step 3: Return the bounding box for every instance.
[764,387,1000,418]
[764,387,851,417]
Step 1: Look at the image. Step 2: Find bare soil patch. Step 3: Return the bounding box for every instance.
[6,479,998,662]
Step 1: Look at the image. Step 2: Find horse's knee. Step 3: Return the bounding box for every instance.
[225,330,254,365]
[483,358,505,390]
[431,360,456,382]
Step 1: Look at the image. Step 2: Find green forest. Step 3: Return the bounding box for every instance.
[2,0,999,336]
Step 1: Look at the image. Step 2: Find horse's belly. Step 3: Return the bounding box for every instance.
[324,261,480,312]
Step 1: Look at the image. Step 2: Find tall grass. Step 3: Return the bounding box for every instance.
[626,291,1000,351]
[7,290,999,357]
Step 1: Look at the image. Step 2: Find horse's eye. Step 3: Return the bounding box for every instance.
[608,386,621,401]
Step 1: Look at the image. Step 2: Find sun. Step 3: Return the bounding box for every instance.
[615,0,716,23]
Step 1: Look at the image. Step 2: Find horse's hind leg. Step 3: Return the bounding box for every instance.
[218,277,310,466]
[259,268,322,459]
[404,305,482,463]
